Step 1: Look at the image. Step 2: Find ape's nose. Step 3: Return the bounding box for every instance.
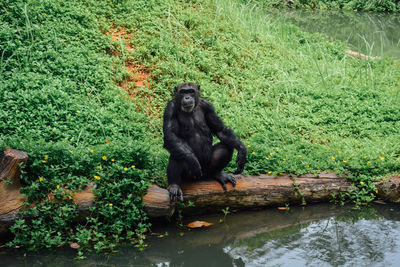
[185,96,190,100]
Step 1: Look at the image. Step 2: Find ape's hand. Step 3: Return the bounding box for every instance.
[234,147,246,174]
[190,157,203,179]
[168,184,183,202]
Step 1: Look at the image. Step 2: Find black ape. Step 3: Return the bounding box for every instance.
[163,82,247,201]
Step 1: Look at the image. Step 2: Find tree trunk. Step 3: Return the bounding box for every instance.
[0,149,399,236]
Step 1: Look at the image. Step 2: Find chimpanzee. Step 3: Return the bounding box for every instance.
[163,82,247,201]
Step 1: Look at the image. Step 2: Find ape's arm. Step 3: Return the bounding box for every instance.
[163,101,202,177]
[202,99,247,174]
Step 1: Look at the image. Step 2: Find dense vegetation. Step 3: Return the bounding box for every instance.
[251,0,400,12]
[1,0,399,252]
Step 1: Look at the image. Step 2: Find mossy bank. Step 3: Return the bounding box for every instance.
[1,0,399,252]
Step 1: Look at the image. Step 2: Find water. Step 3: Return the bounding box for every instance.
[2,203,400,266]
[270,9,400,59]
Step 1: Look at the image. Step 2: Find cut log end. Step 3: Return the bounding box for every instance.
[0,148,28,185]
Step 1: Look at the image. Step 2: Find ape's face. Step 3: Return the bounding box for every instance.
[175,83,200,113]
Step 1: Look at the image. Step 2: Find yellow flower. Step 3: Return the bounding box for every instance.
[102,156,107,160]
[265,157,269,160]
[39,177,44,182]
[69,150,72,153]
[57,185,60,189]
[124,167,128,171]
[343,160,347,163]
[99,165,103,169]
[270,152,274,156]
[247,145,251,148]
[111,158,115,162]
[380,157,385,161]
[252,152,256,155]
[275,148,279,152]
[360,181,364,185]
[44,156,48,160]
[331,157,335,161]
[282,158,286,162]
[20,141,24,144]
[306,165,310,168]
[375,190,378,194]
[94,176,101,180]
[90,149,94,153]
[106,140,110,144]
[42,160,47,163]
[268,171,272,174]
[347,157,350,159]
[109,203,113,206]
[367,161,371,165]
[131,165,135,168]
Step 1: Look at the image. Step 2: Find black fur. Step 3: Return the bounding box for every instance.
[163,82,247,201]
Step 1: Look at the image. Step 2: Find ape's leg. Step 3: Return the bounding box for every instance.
[167,157,185,201]
[207,143,236,190]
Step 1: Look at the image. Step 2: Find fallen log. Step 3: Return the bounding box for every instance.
[345,49,380,60]
[1,149,399,236]
[0,148,28,234]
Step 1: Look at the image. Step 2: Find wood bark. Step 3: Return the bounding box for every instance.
[0,149,399,236]
[0,149,28,234]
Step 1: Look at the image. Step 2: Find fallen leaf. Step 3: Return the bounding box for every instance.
[187,220,213,228]
[70,243,80,249]
[277,207,288,210]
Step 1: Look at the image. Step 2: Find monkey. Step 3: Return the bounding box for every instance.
[163,82,247,201]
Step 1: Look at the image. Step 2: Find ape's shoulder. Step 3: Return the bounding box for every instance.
[199,98,215,112]
[165,99,177,109]
[163,99,179,119]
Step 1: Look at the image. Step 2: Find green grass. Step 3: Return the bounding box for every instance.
[1,0,399,251]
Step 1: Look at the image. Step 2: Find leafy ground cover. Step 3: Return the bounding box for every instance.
[1,0,399,252]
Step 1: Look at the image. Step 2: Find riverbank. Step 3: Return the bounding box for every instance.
[1,0,399,251]
[2,148,400,237]
[249,0,400,12]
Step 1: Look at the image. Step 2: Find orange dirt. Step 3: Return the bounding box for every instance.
[106,27,161,120]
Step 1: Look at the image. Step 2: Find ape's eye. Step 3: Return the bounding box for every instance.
[180,89,195,94]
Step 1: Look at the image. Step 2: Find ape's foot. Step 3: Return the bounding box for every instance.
[168,184,184,202]
[213,173,236,191]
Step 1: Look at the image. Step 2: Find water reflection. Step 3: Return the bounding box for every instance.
[269,9,400,59]
[2,204,400,266]
[225,215,400,266]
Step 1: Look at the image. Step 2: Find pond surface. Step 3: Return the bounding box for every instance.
[270,9,400,59]
[2,203,400,266]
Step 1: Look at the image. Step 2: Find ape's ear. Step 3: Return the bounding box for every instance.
[196,84,200,92]
[174,85,179,95]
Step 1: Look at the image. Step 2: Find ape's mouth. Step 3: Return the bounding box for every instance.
[182,104,194,112]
